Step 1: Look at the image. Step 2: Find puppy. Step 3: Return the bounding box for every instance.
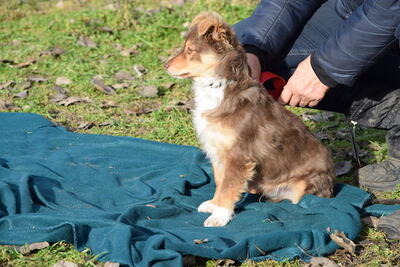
[165,12,335,227]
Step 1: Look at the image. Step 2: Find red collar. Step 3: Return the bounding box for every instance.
[260,72,286,100]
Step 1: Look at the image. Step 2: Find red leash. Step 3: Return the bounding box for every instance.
[259,71,286,100]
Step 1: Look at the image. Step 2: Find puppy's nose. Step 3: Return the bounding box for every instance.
[164,61,170,69]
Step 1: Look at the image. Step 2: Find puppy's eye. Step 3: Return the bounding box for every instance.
[186,47,194,54]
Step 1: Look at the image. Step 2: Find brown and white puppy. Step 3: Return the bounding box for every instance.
[165,12,335,227]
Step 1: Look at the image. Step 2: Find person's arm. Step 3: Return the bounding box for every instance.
[279,0,400,107]
[311,0,400,87]
[233,0,326,70]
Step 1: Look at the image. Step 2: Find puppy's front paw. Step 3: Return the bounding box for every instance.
[198,200,216,213]
[203,207,233,227]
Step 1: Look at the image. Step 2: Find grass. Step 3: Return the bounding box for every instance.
[0,0,399,266]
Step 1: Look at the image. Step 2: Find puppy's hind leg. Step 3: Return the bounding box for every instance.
[288,179,307,204]
[203,159,255,227]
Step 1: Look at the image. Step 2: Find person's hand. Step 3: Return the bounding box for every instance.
[246,53,261,81]
[278,56,329,107]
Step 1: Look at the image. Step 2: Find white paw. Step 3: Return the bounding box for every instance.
[198,200,216,213]
[203,207,233,227]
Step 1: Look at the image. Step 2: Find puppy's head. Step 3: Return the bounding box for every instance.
[165,12,243,79]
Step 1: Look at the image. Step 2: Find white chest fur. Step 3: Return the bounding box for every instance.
[192,77,232,165]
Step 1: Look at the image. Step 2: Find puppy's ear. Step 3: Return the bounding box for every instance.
[192,12,228,41]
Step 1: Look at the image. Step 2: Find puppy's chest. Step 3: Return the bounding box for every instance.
[192,79,235,161]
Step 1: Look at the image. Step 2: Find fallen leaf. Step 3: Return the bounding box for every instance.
[166,99,194,112]
[194,238,209,244]
[0,59,15,64]
[334,160,353,176]
[99,26,114,34]
[51,47,66,57]
[53,85,68,94]
[55,77,71,86]
[372,199,400,205]
[302,111,335,122]
[310,256,339,267]
[52,260,78,267]
[112,83,130,89]
[0,100,20,111]
[104,3,116,10]
[101,100,117,108]
[120,47,139,57]
[316,132,330,141]
[362,216,379,228]
[215,259,236,266]
[21,81,33,90]
[124,102,160,116]
[11,39,21,46]
[15,57,36,68]
[39,47,66,57]
[91,75,115,95]
[99,121,111,127]
[14,241,50,255]
[77,122,94,130]
[27,75,48,82]
[103,54,114,59]
[161,82,176,90]
[133,64,146,76]
[170,0,186,6]
[13,90,28,99]
[58,96,91,106]
[104,262,120,267]
[77,36,97,48]
[50,93,69,103]
[328,228,357,255]
[138,85,158,98]
[348,149,368,159]
[0,81,16,90]
[115,70,135,81]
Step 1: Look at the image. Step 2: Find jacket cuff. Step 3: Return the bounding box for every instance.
[310,53,338,88]
[243,45,265,70]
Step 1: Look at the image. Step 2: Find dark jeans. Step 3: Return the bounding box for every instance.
[273,0,400,114]
[271,0,400,158]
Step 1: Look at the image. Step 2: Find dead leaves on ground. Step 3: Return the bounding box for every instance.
[2,242,50,255]
[113,43,140,57]
[193,238,209,244]
[308,257,339,267]
[334,160,353,176]
[115,70,135,82]
[0,99,20,111]
[27,74,48,83]
[15,57,37,68]
[327,228,357,255]
[55,77,72,86]
[91,75,115,95]
[57,96,92,106]
[1,47,66,71]
[77,35,97,48]
[0,81,16,90]
[138,85,158,98]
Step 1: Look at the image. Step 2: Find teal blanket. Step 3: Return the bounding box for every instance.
[0,112,399,266]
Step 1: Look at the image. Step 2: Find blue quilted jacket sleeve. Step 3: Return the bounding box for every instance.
[312,0,400,87]
[233,0,326,69]
[234,0,400,87]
